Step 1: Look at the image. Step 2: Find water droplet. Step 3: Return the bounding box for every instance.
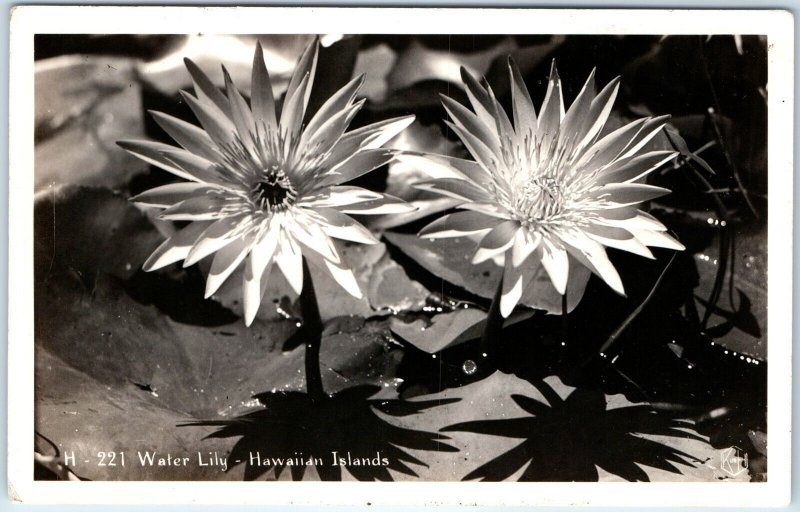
[431,354,436,359]
[687,364,693,370]
[462,360,477,375]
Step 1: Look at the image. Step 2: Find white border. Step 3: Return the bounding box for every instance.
[8,6,794,506]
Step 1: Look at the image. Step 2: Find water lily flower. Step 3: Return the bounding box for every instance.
[409,60,684,318]
[120,39,414,325]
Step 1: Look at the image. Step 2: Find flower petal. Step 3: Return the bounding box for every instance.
[446,120,498,173]
[284,38,319,123]
[159,194,228,221]
[508,57,538,135]
[314,207,379,245]
[117,140,217,183]
[576,76,620,151]
[340,115,415,150]
[576,117,648,170]
[537,61,565,147]
[306,251,363,299]
[487,86,516,147]
[511,228,541,267]
[251,42,278,132]
[459,66,498,136]
[322,116,414,171]
[275,231,304,295]
[618,115,671,161]
[279,72,310,138]
[180,90,237,147]
[335,193,415,215]
[150,111,219,161]
[561,231,624,296]
[634,229,686,251]
[322,148,394,187]
[596,151,677,185]
[303,74,364,144]
[560,68,596,147]
[394,153,492,190]
[184,216,244,266]
[540,239,569,295]
[299,186,382,208]
[247,220,280,281]
[222,65,256,145]
[419,210,504,239]
[415,178,489,203]
[287,214,341,264]
[500,256,525,318]
[205,233,254,298]
[304,187,414,215]
[594,206,640,222]
[142,221,212,271]
[243,257,274,327]
[472,220,519,264]
[130,182,214,208]
[183,57,233,120]
[158,147,226,185]
[459,201,513,219]
[593,183,671,206]
[441,94,500,155]
[584,223,654,259]
[242,224,280,325]
[302,99,365,162]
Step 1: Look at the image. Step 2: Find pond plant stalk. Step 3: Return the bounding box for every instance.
[299,258,324,399]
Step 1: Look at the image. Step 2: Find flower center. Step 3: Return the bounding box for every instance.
[514,177,566,228]
[250,165,297,213]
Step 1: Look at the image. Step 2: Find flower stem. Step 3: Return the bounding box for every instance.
[561,287,569,346]
[480,274,505,358]
[299,257,324,399]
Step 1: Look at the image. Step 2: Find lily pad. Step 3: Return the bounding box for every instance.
[33,185,414,480]
[693,225,767,360]
[390,308,534,354]
[389,372,750,482]
[384,232,591,315]
[34,56,147,192]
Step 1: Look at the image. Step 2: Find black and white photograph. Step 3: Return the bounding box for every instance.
[8,6,793,506]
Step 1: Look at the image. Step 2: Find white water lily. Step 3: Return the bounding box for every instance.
[121,39,414,325]
[407,60,684,317]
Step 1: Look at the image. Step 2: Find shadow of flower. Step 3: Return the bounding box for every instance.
[184,385,459,481]
[442,380,705,481]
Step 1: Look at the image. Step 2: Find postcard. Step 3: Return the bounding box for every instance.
[8,5,793,506]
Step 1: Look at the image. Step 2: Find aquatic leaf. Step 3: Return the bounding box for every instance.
[34,56,148,191]
[384,232,591,314]
[390,308,534,354]
[692,227,767,360]
[388,372,751,482]
[33,187,415,480]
